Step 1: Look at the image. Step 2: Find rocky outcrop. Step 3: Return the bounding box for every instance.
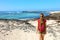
[45,13,60,20]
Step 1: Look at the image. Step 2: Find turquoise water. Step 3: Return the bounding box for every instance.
[0,11,49,19]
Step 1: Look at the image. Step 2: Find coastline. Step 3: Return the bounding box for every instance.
[0,19,59,40]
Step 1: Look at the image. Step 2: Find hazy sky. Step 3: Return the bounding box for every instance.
[0,0,60,11]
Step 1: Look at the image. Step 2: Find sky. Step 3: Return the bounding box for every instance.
[0,0,60,11]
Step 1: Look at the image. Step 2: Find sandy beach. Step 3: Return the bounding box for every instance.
[0,19,59,40]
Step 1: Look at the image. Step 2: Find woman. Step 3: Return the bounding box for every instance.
[36,13,46,40]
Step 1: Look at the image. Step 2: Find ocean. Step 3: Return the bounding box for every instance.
[0,11,59,40]
[0,11,49,20]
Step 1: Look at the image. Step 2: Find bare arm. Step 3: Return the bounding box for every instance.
[45,20,47,34]
[36,20,39,33]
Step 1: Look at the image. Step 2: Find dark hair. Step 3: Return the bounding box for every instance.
[40,13,44,17]
[40,13,45,24]
[41,13,44,15]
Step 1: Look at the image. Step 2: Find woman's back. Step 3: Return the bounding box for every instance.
[38,19,46,32]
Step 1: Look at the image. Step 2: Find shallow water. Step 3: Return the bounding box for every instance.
[0,11,49,19]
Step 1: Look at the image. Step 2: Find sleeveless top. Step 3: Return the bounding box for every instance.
[38,19,46,32]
